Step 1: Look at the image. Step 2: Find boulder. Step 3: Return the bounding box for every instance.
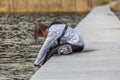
[110,1,120,12]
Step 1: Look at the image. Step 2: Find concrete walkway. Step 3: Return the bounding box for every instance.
[30,5,120,80]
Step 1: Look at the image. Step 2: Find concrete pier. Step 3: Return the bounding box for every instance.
[30,5,120,80]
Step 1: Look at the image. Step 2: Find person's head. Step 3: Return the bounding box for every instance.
[34,24,48,44]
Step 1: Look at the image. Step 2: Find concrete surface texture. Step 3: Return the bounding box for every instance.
[30,5,120,80]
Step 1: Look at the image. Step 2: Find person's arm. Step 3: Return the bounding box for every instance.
[34,31,60,66]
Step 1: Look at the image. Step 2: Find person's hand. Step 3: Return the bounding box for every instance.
[33,64,41,73]
[34,64,41,68]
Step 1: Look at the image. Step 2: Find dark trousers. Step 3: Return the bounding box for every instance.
[69,43,84,52]
[50,43,84,54]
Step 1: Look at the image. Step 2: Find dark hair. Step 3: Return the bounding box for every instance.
[34,24,48,44]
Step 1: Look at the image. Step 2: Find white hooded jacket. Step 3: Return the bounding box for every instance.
[34,24,84,65]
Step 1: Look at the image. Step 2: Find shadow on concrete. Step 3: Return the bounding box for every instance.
[82,49,97,53]
[73,49,98,54]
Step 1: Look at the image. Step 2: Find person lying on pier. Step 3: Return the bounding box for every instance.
[34,21,84,67]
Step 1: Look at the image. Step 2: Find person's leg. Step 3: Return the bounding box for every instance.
[42,43,84,65]
[69,44,84,52]
[51,43,84,55]
[57,44,73,55]
[43,43,72,64]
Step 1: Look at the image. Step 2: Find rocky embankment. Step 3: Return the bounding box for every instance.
[110,1,120,12]
[0,13,88,80]
[114,12,120,20]
[110,0,120,20]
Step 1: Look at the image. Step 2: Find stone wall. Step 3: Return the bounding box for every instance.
[0,13,88,80]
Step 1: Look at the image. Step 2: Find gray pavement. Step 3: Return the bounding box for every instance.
[30,5,120,80]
